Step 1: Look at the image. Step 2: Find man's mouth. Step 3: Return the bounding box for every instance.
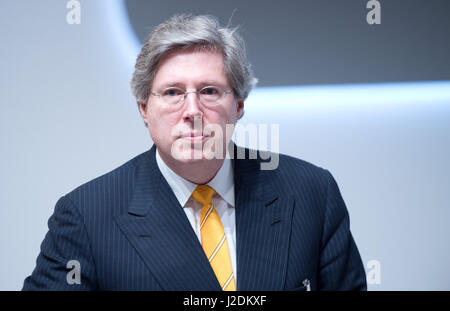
[179,131,212,141]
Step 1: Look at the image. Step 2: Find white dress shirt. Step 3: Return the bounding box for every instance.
[155,150,237,283]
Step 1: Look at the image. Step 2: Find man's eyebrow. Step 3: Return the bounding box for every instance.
[155,82,185,90]
[199,81,228,88]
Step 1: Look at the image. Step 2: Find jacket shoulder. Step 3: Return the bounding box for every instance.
[264,151,331,186]
[255,151,337,212]
[63,150,151,210]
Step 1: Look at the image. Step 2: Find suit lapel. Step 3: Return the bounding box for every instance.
[233,146,294,290]
[114,144,293,290]
[115,146,221,290]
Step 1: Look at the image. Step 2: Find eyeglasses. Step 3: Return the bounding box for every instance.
[150,86,233,108]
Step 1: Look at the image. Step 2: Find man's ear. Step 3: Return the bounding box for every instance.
[237,100,244,120]
[139,102,149,127]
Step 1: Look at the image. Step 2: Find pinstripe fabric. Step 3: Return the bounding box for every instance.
[22,144,366,291]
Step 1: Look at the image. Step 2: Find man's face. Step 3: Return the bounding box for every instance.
[139,49,244,165]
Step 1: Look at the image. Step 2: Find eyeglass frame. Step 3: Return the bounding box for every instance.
[149,85,233,107]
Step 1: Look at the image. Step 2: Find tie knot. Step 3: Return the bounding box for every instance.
[191,185,215,206]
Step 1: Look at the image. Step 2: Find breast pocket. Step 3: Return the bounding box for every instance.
[287,279,311,291]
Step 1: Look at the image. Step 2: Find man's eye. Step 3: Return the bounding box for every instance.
[164,88,183,96]
[200,87,219,95]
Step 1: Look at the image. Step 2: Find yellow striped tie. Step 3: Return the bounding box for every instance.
[191,185,236,291]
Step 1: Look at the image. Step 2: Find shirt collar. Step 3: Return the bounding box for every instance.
[155,149,235,208]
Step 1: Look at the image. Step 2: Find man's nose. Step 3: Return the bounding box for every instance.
[182,91,202,119]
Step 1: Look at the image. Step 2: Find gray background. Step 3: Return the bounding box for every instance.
[126,0,450,86]
[1,0,449,290]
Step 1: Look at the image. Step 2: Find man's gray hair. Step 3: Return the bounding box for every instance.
[130,14,258,105]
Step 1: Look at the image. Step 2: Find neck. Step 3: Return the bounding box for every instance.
[158,150,225,184]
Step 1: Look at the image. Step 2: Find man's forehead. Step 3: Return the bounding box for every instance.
[152,48,229,87]
[157,46,223,66]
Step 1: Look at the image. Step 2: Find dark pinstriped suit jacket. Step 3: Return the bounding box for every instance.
[23,144,366,290]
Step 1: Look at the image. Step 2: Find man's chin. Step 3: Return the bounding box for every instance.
[171,136,222,163]
[171,150,220,162]
[169,139,225,162]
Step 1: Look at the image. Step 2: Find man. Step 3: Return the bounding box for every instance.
[23,14,366,291]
